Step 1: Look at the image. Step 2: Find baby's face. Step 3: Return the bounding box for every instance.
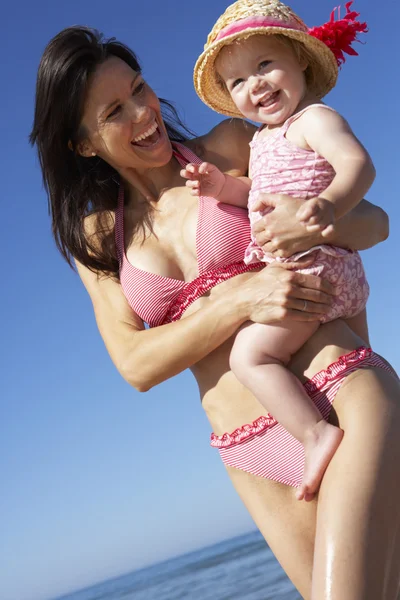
[216,34,308,125]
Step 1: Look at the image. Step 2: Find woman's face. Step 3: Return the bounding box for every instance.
[79,56,172,173]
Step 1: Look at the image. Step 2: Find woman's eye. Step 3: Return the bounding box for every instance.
[133,81,145,95]
[105,81,145,120]
[107,105,121,119]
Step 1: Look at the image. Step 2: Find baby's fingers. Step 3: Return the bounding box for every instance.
[185,179,201,196]
[180,163,199,180]
[186,179,200,189]
[185,163,199,174]
[198,161,215,175]
[180,168,194,180]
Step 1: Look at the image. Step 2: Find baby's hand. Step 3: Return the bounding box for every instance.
[180,162,226,198]
[296,197,335,238]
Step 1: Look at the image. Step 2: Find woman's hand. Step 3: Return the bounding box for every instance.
[238,263,335,324]
[251,193,326,258]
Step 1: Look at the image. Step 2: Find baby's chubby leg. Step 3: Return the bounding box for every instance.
[230,322,343,501]
[230,321,322,432]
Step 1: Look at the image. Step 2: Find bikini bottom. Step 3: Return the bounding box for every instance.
[211,347,398,488]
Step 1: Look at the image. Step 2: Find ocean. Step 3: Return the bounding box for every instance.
[55,531,301,600]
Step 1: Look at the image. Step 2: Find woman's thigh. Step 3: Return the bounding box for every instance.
[226,465,317,598]
[225,351,400,599]
[312,366,400,600]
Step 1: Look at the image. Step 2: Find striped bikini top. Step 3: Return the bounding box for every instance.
[115,142,258,327]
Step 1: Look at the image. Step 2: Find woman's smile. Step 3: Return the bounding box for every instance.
[131,119,167,150]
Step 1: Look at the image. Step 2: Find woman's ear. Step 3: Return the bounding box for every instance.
[76,140,96,157]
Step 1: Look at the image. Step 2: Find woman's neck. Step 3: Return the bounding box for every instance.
[125,152,182,206]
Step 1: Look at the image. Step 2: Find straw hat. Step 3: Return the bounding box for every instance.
[194,0,339,118]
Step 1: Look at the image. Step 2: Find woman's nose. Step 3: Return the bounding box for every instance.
[127,100,151,123]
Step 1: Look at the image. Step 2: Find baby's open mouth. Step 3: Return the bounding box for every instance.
[258,90,280,108]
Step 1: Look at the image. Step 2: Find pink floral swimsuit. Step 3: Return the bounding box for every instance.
[245,104,369,322]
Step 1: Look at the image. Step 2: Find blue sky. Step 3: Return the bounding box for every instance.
[1,1,399,599]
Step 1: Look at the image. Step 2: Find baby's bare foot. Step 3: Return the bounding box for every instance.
[296,421,343,501]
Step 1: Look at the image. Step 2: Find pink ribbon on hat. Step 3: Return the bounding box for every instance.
[215,15,303,41]
[214,3,368,68]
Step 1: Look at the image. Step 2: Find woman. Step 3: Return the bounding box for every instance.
[30,27,400,599]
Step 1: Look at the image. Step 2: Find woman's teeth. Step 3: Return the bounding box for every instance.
[132,122,159,144]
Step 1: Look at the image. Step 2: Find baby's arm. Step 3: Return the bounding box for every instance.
[180,162,251,207]
[297,107,376,236]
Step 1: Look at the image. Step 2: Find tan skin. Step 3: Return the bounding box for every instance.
[76,57,400,599]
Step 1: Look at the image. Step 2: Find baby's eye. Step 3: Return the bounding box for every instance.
[231,78,244,89]
[259,60,271,70]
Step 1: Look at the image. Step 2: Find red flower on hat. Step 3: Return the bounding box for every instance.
[308,2,368,66]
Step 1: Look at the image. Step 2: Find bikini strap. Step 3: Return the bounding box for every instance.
[172,141,202,167]
[280,103,338,134]
[172,148,188,165]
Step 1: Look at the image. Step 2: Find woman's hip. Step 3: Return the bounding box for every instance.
[211,348,398,488]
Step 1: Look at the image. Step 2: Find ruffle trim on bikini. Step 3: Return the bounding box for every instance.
[210,346,372,449]
[161,261,259,325]
[210,414,278,448]
[303,346,372,394]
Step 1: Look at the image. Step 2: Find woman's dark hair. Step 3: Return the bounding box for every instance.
[30,26,193,277]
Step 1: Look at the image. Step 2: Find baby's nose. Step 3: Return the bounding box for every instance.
[249,75,264,93]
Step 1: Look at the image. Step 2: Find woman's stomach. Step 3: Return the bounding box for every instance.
[183,276,367,435]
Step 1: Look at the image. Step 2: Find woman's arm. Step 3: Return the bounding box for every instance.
[324,199,389,250]
[76,260,334,392]
[252,195,389,258]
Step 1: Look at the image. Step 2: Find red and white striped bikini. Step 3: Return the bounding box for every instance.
[115,142,397,488]
[211,347,396,487]
[115,142,259,328]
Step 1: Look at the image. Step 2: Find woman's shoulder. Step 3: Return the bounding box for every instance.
[76,211,125,306]
[190,118,256,153]
[82,210,116,256]
[186,119,256,175]
[83,210,116,240]
[74,210,118,280]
